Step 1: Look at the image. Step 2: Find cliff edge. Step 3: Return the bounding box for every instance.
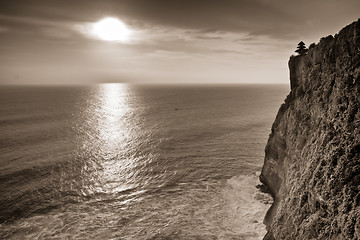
[260,19,360,239]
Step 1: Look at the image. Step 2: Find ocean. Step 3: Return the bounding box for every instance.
[0,84,288,240]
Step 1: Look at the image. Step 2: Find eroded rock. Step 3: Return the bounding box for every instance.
[261,19,360,239]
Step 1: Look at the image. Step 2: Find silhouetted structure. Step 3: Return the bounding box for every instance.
[295,41,308,55]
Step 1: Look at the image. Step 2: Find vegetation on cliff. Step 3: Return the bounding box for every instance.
[260,19,360,239]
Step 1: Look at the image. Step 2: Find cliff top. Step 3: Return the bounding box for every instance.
[289,18,360,90]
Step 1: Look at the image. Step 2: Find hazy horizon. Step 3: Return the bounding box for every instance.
[0,0,359,85]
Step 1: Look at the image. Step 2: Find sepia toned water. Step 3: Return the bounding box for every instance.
[0,84,288,239]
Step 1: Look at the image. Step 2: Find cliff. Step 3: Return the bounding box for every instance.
[260,19,360,239]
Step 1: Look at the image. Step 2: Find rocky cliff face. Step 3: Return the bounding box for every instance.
[260,19,360,239]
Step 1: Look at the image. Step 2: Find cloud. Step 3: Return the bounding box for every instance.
[0,0,359,85]
[0,26,8,33]
[1,0,360,41]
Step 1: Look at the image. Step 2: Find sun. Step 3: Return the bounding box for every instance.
[92,17,132,42]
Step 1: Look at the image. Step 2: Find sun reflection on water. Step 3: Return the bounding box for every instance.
[97,83,131,146]
[84,83,139,195]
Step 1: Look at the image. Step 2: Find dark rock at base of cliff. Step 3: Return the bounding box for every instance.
[263,231,275,240]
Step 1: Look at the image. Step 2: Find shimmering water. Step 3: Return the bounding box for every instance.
[0,84,288,239]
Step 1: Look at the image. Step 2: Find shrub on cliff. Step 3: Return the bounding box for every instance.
[295,41,308,55]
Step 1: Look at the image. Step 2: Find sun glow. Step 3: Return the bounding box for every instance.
[92,17,132,42]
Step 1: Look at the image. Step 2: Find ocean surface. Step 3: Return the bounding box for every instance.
[0,84,288,240]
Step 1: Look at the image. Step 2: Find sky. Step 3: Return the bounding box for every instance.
[0,0,359,85]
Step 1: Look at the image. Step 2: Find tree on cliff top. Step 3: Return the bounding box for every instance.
[295,41,308,55]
